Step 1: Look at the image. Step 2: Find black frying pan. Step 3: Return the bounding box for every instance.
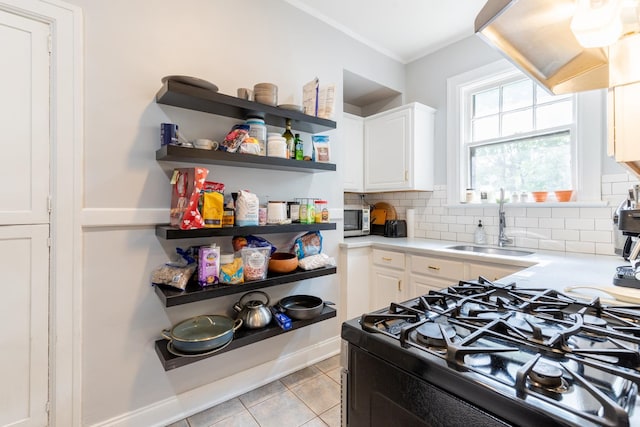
[278,295,335,320]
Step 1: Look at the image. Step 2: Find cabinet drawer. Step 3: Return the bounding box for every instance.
[410,255,464,280]
[372,249,405,269]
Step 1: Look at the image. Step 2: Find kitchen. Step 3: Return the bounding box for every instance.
[3,0,640,427]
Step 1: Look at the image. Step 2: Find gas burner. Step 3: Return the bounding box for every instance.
[573,313,607,328]
[415,322,456,347]
[529,363,564,388]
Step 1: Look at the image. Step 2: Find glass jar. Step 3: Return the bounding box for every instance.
[314,200,329,223]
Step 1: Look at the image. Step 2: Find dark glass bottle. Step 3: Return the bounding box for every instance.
[283,119,295,159]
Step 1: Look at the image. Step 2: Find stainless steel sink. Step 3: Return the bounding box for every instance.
[446,245,534,257]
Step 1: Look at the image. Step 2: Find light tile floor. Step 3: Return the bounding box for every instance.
[166,355,341,427]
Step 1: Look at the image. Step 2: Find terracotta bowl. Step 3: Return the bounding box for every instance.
[531,191,548,202]
[554,190,573,202]
[268,252,298,274]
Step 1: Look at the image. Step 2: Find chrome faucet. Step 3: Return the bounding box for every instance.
[498,188,513,247]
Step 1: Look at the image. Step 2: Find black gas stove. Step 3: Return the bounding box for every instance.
[341,278,640,427]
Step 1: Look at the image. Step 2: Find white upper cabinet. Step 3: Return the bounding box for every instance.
[343,113,364,193]
[363,103,435,192]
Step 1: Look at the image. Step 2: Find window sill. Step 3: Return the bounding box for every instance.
[445,201,609,208]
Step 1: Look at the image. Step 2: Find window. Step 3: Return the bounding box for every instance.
[468,76,575,194]
[446,60,604,204]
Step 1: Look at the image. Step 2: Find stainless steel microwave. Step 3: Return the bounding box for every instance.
[344,205,370,237]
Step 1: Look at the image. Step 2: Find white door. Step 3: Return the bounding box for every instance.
[0,9,51,427]
[343,114,364,192]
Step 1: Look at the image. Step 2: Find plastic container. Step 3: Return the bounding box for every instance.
[267,135,287,158]
[267,201,287,224]
[241,246,271,281]
[245,117,266,156]
[314,200,329,223]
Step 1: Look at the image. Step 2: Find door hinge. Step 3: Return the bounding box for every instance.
[48,34,52,54]
[47,195,52,214]
[47,237,52,247]
[46,401,50,413]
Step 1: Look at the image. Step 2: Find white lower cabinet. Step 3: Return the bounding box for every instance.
[370,249,406,310]
[466,261,522,282]
[408,254,464,298]
[341,245,529,317]
[339,246,371,324]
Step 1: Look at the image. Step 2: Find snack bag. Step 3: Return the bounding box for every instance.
[170,167,209,230]
[293,231,323,259]
[198,244,220,287]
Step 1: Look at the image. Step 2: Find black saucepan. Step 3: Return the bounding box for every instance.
[278,295,335,320]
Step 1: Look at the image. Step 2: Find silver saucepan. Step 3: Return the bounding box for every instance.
[277,295,334,320]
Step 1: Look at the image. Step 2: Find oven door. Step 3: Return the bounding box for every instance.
[344,343,512,427]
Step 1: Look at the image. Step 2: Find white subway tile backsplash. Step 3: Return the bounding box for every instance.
[524,228,553,240]
[579,207,612,218]
[346,173,627,255]
[552,229,580,241]
[525,207,551,218]
[551,207,581,218]
[539,218,566,229]
[565,241,595,254]
[515,217,539,228]
[580,230,612,243]
[449,223,466,233]
[441,231,456,241]
[595,242,615,255]
[565,218,595,231]
[539,240,565,252]
[594,218,614,231]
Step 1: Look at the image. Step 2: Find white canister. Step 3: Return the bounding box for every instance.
[267,201,287,224]
[267,135,287,158]
[245,117,267,156]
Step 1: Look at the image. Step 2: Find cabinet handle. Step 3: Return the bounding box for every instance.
[382,257,392,261]
[428,265,441,271]
[405,170,408,181]
[398,279,402,291]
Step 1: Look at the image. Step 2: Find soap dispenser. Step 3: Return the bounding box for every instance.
[474,220,486,245]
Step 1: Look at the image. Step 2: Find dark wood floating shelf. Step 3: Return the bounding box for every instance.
[156,80,337,134]
[156,222,336,239]
[156,144,336,172]
[154,266,337,307]
[155,306,336,370]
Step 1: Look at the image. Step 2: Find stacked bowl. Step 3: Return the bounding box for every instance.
[254,83,278,106]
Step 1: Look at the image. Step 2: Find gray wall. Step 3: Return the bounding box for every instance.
[405,35,626,184]
[63,0,405,425]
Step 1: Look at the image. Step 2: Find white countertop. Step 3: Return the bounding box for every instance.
[340,236,633,303]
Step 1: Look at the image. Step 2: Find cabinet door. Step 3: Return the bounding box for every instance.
[409,274,456,299]
[466,262,521,282]
[340,246,371,323]
[371,266,405,311]
[343,114,364,192]
[611,82,640,175]
[364,108,411,191]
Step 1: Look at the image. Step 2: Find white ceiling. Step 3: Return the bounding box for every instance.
[285,0,487,64]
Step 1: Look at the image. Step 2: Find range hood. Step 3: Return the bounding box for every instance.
[475,0,640,94]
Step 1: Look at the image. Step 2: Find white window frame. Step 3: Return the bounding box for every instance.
[446,60,604,205]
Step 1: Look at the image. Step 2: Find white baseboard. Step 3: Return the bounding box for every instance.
[89,336,342,427]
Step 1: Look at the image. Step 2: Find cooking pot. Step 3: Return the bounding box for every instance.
[278,295,335,320]
[161,314,242,353]
[233,291,272,329]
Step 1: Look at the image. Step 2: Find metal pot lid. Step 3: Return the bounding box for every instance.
[170,315,234,342]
